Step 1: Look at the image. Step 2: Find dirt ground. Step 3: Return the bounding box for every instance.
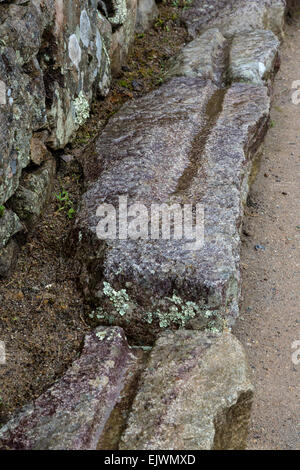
[233,15,300,450]
[0,1,188,422]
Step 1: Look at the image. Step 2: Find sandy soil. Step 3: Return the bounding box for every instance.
[233,15,300,450]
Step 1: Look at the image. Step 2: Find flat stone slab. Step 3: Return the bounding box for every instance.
[182,0,286,40]
[229,30,280,85]
[0,327,137,450]
[167,28,227,86]
[168,27,280,87]
[74,79,269,343]
[120,330,254,450]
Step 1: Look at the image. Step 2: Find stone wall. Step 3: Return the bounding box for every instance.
[0,0,158,276]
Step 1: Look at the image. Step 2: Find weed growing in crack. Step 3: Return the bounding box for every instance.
[55,190,76,219]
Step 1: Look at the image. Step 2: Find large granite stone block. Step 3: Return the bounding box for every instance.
[73,79,269,343]
[120,331,254,450]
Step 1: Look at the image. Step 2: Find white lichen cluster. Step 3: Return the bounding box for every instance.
[145,293,213,328]
[73,91,90,126]
[102,281,130,317]
[109,0,127,26]
[89,282,224,334]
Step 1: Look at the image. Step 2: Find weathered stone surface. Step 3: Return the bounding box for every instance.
[74,79,269,343]
[168,27,280,88]
[0,1,59,206]
[0,209,22,249]
[30,135,51,166]
[0,0,142,266]
[182,0,286,40]
[0,327,137,450]
[229,30,280,85]
[109,0,137,74]
[0,0,138,225]
[97,11,113,53]
[10,158,56,229]
[120,331,254,450]
[107,0,129,27]
[135,0,158,33]
[0,239,19,278]
[45,0,111,149]
[167,28,227,86]
[0,0,139,206]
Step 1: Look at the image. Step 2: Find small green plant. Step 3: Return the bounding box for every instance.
[67,207,75,219]
[182,0,193,9]
[118,79,131,89]
[155,17,165,28]
[270,120,275,128]
[55,190,76,219]
[0,205,5,218]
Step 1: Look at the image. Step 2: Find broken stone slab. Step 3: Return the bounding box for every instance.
[0,209,22,249]
[167,28,227,86]
[135,0,159,33]
[168,27,280,88]
[228,30,280,85]
[0,327,137,450]
[10,158,56,230]
[120,330,254,450]
[182,0,286,40]
[97,346,149,450]
[73,78,270,343]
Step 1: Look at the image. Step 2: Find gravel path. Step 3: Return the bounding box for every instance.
[233,16,300,450]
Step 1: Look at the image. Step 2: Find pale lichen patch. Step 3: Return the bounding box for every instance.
[73,91,90,126]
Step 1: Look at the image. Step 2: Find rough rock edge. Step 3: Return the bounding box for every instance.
[0,327,137,450]
[120,331,254,450]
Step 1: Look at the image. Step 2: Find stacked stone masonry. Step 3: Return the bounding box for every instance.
[0,0,158,271]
